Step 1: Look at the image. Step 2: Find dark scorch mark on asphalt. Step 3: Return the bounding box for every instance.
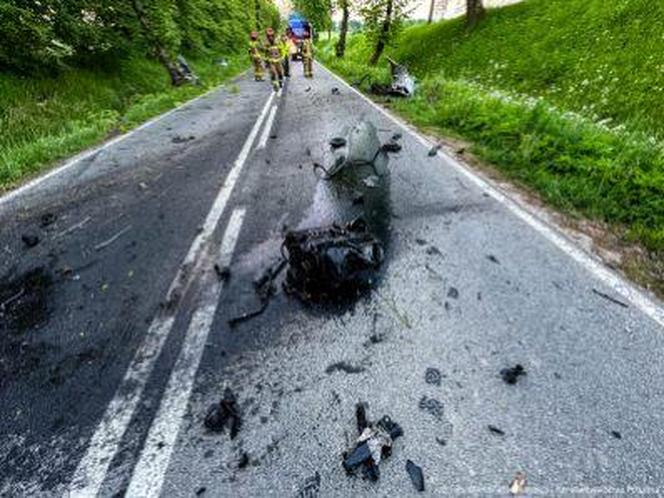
[0,267,53,334]
[325,362,366,375]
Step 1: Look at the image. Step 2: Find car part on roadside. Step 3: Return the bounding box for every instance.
[500,364,526,385]
[282,219,383,304]
[370,58,416,98]
[204,387,241,439]
[342,403,403,481]
[406,459,425,492]
[509,471,527,495]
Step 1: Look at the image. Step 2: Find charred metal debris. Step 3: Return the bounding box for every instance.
[343,403,403,482]
[204,387,242,439]
[370,58,416,98]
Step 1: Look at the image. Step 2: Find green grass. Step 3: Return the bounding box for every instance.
[318,0,664,293]
[0,55,247,190]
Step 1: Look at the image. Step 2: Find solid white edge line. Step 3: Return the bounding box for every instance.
[124,208,246,498]
[67,91,275,498]
[0,72,249,210]
[257,105,278,150]
[316,62,664,329]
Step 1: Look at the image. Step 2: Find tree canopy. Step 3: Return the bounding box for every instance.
[0,0,280,77]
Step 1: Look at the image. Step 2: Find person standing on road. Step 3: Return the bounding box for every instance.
[302,30,314,79]
[264,28,284,91]
[249,31,264,82]
[280,33,292,78]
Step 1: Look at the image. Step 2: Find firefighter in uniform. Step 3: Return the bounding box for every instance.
[280,33,292,78]
[264,28,284,91]
[302,30,314,79]
[249,31,264,81]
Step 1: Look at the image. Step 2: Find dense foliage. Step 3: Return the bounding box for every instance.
[0,0,280,75]
[292,0,333,37]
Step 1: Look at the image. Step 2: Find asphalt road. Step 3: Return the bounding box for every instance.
[1,62,664,497]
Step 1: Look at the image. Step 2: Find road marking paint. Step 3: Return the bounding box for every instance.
[125,208,246,498]
[257,105,278,150]
[68,91,276,498]
[318,63,664,329]
[0,73,252,210]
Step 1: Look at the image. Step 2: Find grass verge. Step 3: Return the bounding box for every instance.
[0,55,247,192]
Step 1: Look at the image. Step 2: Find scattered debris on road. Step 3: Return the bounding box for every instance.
[509,471,527,495]
[592,288,629,308]
[214,264,231,281]
[406,459,425,492]
[204,387,242,439]
[94,225,132,252]
[331,87,340,95]
[283,219,383,303]
[611,430,622,439]
[21,234,40,248]
[228,258,286,327]
[428,144,441,157]
[488,425,505,436]
[237,452,250,469]
[343,403,403,481]
[40,213,57,228]
[297,471,321,498]
[418,396,444,420]
[425,368,442,386]
[172,135,196,144]
[0,267,52,334]
[500,364,526,385]
[447,287,459,299]
[486,254,501,264]
[325,361,366,375]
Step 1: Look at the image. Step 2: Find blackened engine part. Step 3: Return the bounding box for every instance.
[283,219,384,303]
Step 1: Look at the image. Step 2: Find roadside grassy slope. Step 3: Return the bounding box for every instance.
[0,56,245,191]
[319,0,664,295]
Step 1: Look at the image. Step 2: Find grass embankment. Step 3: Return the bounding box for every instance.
[0,56,246,191]
[319,0,664,295]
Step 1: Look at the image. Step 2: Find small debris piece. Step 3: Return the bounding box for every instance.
[238,452,250,469]
[363,175,380,188]
[94,225,131,251]
[611,430,622,439]
[325,362,366,375]
[297,472,321,498]
[592,288,629,308]
[406,460,425,492]
[228,259,286,327]
[352,193,365,205]
[204,387,242,439]
[435,437,446,446]
[415,238,427,246]
[447,287,459,299]
[283,219,383,304]
[196,487,207,496]
[392,133,402,141]
[40,213,57,227]
[331,87,340,95]
[486,254,500,264]
[428,144,441,157]
[425,368,442,386]
[382,141,402,153]
[172,135,195,144]
[488,425,505,436]
[509,472,527,495]
[329,137,347,148]
[214,264,231,281]
[21,234,40,248]
[342,404,403,482]
[500,364,526,385]
[418,396,444,420]
[426,246,442,256]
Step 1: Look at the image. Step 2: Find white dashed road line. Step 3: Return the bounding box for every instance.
[68,90,277,498]
[125,208,246,498]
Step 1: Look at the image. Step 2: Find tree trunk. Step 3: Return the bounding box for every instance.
[335,0,350,58]
[130,0,186,85]
[428,0,436,24]
[466,0,485,28]
[369,0,393,66]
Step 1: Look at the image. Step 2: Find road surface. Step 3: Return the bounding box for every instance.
[1,63,664,497]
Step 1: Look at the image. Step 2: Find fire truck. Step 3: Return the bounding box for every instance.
[286,13,314,61]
